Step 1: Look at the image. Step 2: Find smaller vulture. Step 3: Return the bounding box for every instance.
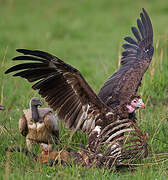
[19,97,59,150]
[0,105,5,110]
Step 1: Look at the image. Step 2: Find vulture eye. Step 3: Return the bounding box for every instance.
[145,48,149,53]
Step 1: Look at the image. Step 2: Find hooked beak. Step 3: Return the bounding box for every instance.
[137,99,145,109]
[0,105,5,110]
[38,102,42,106]
[140,102,146,109]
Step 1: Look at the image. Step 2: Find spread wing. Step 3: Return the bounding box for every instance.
[98,8,154,108]
[5,49,111,134]
[44,112,59,143]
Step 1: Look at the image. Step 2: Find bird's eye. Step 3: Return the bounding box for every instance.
[133,100,137,103]
[145,49,149,53]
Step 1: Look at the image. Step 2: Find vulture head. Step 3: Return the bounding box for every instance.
[115,96,145,120]
[126,96,145,113]
[0,105,5,110]
[30,97,42,122]
[30,97,42,107]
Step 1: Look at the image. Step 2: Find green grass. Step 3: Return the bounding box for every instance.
[0,0,168,179]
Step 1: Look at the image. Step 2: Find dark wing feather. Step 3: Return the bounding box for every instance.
[5,49,111,134]
[98,8,154,108]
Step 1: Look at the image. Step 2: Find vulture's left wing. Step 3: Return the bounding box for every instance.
[5,49,110,134]
[98,8,154,108]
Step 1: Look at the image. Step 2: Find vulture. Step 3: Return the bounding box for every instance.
[98,8,153,121]
[19,97,59,150]
[5,8,152,165]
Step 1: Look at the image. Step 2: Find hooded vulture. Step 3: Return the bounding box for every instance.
[19,97,59,150]
[5,8,152,165]
[98,8,153,115]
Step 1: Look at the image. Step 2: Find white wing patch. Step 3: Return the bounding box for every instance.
[93,126,101,137]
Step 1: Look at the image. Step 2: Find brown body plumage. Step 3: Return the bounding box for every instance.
[5,8,152,166]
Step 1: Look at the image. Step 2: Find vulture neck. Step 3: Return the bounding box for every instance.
[115,104,136,122]
[115,104,130,119]
[30,104,39,122]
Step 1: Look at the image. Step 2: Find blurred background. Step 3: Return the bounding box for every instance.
[0,0,168,179]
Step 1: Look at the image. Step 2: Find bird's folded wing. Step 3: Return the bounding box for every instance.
[43,112,59,142]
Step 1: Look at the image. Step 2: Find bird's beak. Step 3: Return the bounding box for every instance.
[140,103,146,109]
[38,102,42,106]
[0,105,5,110]
[137,99,145,109]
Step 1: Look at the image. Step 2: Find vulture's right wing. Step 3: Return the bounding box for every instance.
[5,49,111,134]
